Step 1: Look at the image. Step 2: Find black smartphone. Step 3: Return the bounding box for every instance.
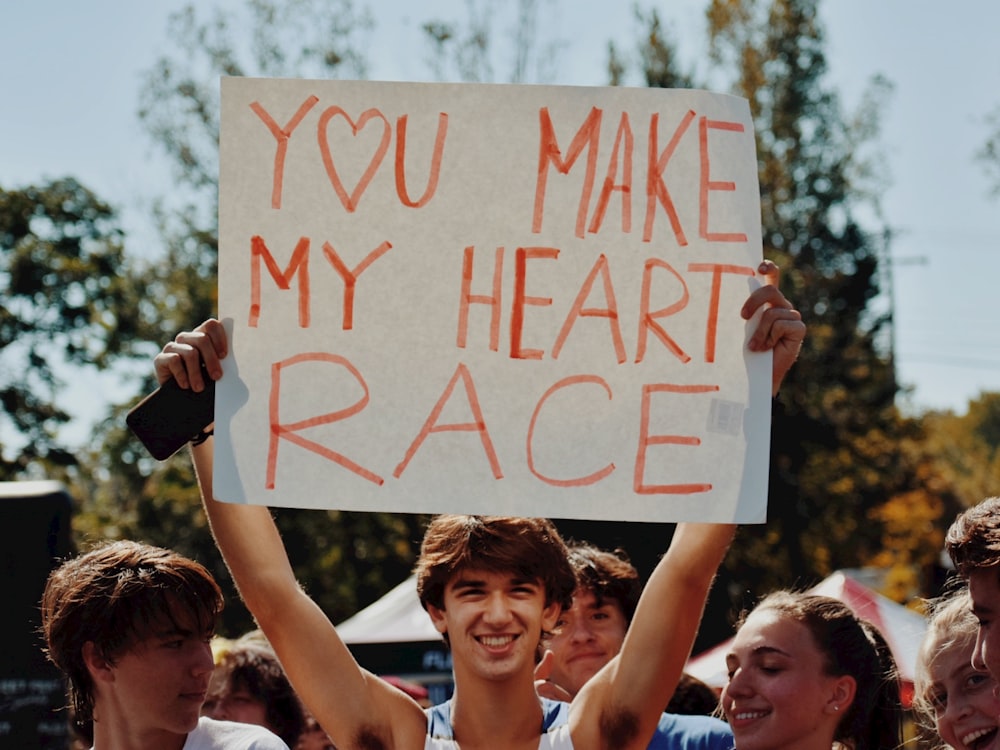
[126,376,216,460]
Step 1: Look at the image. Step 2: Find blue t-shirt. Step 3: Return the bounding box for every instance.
[426,699,733,750]
[646,712,733,750]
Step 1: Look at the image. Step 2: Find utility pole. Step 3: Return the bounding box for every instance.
[881,227,927,394]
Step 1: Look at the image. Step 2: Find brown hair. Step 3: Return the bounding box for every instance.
[40,540,223,729]
[946,496,1000,575]
[414,515,575,612]
[207,639,306,746]
[565,541,642,623]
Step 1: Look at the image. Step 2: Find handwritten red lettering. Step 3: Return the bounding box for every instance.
[227,81,765,514]
[527,375,615,487]
[394,113,449,208]
[317,107,391,212]
[643,109,697,245]
[321,241,393,330]
[266,353,384,489]
[634,258,690,364]
[249,96,320,209]
[634,383,718,495]
[532,107,602,238]
[588,112,634,235]
[511,247,559,360]
[699,117,748,242]
[688,263,755,363]
[551,253,626,363]
[457,245,504,351]
[249,236,311,328]
[393,363,502,479]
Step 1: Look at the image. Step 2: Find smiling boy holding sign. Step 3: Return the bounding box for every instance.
[150,79,804,749]
[154,258,800,750]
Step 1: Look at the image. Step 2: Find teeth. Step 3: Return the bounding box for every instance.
[479,635,514,648]
[963,727,997,748]
[734,711,768,721]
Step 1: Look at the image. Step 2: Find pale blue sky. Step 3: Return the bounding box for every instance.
[2,0,998,448]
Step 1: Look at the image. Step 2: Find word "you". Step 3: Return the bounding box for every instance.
[251,96,449,213]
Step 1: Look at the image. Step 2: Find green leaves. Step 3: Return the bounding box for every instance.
[0,178,148,478]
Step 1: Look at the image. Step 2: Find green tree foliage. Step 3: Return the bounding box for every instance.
[922,392,1000,511]
[706,0,923,599]
[867,440,964,601]
[421,0,564,84]
[634,8,695,90]
[968,392,1000,449]
[590,0,938,629]
[82,0,429,638]
[0,179,148,479]
[681,0,880,586]
[867,393,1000,601]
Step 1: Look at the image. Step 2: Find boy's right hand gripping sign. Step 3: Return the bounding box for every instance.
[216,77,771,524]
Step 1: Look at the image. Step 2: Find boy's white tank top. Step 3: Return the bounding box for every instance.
[424,699,575,750]
[424,723,574,749]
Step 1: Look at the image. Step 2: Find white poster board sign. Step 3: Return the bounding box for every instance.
[216,77,770,523]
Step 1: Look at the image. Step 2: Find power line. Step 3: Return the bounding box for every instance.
[897,353,1000,370]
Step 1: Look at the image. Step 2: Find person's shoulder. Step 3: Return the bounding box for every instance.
[183,716,290,750]
[649,712,733,750]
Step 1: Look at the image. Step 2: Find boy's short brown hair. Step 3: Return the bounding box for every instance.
[414,515,575,612]
[40,540,223,728]
[566,542,642,623]
[946,496,1000,575]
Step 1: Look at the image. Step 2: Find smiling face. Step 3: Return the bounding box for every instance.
[969,569,1000,683]
[543,587,628,697]
[927,632,1000,750]
[721,609,855,750]
[426,568,559,684]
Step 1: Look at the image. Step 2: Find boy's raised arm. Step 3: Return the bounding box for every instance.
[568,521,735,748]
[156,319,427,749]
[569,261,803,748]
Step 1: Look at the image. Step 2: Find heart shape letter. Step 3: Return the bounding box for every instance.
[317,106,391,212]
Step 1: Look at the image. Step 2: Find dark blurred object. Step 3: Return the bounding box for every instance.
[127,376,215,460]
[666,672,720,716]
[0,481,74,748]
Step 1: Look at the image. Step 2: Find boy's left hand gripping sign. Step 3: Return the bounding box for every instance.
[216,76,771,523]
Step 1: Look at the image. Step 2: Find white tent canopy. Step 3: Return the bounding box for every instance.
[685,570,928,689]
[337,575,442,645]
